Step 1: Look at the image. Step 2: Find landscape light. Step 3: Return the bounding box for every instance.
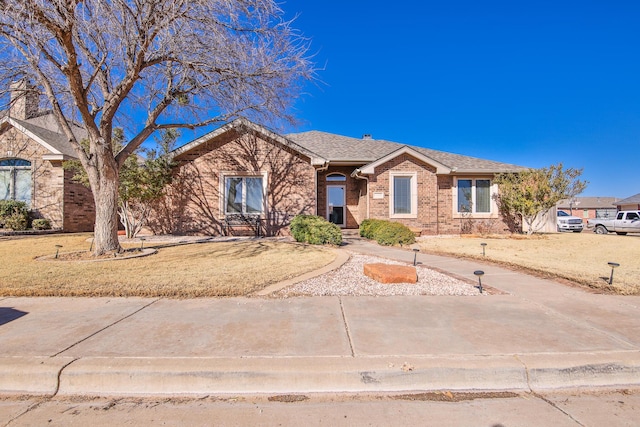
[140,237,146,250]
[481,242,487,256]
[413,248,420,266]
[608,262,620,285]
[54,244,62,259]
[474,270,485,294]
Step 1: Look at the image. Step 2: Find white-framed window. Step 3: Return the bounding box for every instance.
[389,171,417,218]
[0,158,31,205]
[456,178,492,214]
[224,175,264,214]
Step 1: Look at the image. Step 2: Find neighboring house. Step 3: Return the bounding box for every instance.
[615,193,640,211]
[557,197,620,221]
[149,118,525,236]
[0,81,95,231]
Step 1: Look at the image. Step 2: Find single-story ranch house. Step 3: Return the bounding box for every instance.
[148,118,525,236]
[2,83,526,236]
[0,81,94,232]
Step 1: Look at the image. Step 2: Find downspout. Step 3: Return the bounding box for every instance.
[351,168,370,221]
[315,161,329,216]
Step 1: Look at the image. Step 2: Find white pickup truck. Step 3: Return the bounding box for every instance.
[587,210,640,235]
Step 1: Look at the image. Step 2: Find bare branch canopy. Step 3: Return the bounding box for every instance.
[0,0,314,254]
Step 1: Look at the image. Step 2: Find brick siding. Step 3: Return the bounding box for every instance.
[151,131,316,236]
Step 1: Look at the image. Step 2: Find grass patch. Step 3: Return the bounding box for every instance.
[0,234,335,298]
[419,233,640,295]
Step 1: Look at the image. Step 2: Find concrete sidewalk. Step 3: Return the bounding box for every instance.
[1,236,639,396]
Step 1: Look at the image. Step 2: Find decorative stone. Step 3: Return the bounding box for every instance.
[363,263,417,284]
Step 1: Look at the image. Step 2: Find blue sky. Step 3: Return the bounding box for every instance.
[280,1,640,198]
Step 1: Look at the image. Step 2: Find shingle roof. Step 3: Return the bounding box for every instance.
[616,193,640,205]
[11,117,78,157]
[286,130,526,173]
[0,110,83,158]
[557,197,620,209]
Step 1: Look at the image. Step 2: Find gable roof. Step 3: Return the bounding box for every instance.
[616,193,640,205]
[172,118,327,166]
[355,145,452,175]
[286,130,526,174]
[0,112,83,159]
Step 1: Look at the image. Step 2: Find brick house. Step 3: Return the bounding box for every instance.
[0,81,95,232]
[616,193,640,211]
[557,197,620,221]
[151,118,525,236]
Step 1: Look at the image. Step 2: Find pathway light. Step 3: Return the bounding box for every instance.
[413,248,420,266]
[54,244,62,259]
[608,262,620,285]
[474,270,485,294]
[481,242,487,257]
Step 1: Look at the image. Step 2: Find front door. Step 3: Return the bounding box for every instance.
[327,185,346,227]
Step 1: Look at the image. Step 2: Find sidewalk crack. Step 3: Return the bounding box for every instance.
[50,298,161,357]
[339,297,355,357]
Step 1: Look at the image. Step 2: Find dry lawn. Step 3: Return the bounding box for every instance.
[419,233,640,295]
[0,234,335,297]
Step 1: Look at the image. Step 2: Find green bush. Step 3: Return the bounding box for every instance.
[359,218,386,239]
[0,200,28,224]
[3,210,28,230]
[290,215,342,245]
[0,201,29,230]
[32,218,52,230]
[359,219,416,246]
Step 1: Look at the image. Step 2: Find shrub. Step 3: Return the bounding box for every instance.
[0,200,28,227]
[359,218,386,239]
[0,201,29,230]
[359,219,416,246]
[290,215,342,245]
[32,218,52,230]
[3,209,28,230]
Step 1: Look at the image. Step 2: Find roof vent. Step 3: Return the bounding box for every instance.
[362,134,372,140]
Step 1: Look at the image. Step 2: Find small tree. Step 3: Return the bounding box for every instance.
[493,163,588,235]
[118,131,176,238]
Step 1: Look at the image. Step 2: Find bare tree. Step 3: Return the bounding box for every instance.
[0,0,313,255]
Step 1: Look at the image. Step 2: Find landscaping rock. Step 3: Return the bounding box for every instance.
[363,263,417,284]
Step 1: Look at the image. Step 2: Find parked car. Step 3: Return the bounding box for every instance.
[556,210,583,232]
[587,211,640,235]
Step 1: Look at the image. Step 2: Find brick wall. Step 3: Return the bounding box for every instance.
[316,166,363,228]
[62,166,95,232]
[0,126,95,232]
[152,130,316,236]
[366,154,441,234]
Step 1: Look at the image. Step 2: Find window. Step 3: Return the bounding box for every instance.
[596,209,616,219]
[224,176,263,214]
[389,172,417,218]
[326,173,346,182]
[457,178,492,214]
[0,159,31,204]
[394,177,411,214]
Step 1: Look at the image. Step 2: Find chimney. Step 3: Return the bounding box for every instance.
[9,79,39,120]
[362,134,372,140]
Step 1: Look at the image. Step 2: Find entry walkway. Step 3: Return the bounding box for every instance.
[0,236,639,396]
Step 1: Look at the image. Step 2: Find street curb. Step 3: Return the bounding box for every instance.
[4,351,624,397]
[0,356,75,395]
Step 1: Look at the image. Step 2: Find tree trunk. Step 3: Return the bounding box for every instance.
[89,154,122,256]
[92,181,121,255]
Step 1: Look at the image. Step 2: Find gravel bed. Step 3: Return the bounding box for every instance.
[273,253,482,297]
